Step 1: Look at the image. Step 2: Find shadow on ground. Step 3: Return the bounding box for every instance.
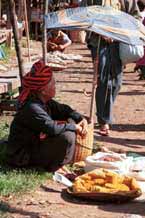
[0,201,39,218]
[111,124,145,132]
[94,133,145,149]
[61,189,145,216]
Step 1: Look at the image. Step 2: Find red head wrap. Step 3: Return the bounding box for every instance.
[18,60,53,106]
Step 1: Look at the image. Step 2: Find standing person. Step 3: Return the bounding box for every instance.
[47,29,72,52]
[6,60,88,171]
[81,0,141,136]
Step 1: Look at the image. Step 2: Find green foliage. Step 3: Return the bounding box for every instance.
[0,167,52,196]
[0,122,9,164]
[0,123,9,139]
[0,45,15,64]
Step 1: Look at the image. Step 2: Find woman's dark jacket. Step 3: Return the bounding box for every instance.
[7,98,83,167]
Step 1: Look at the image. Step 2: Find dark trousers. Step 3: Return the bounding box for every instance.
[89,41,123,124]
[30,131,76,171]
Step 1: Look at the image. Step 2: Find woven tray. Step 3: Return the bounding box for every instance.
[67,187,142,203]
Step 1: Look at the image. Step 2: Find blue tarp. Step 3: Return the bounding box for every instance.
[45,5,145,45]
[0,46,6,59]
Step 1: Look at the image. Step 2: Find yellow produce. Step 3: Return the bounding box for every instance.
[72,169,141,193]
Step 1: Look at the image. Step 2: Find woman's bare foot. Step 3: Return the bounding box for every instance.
[56,166,71,175]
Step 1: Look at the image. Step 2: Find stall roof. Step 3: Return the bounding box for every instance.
[45,5,145,45]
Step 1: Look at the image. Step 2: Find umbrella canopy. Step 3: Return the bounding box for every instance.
[45,5,145,45]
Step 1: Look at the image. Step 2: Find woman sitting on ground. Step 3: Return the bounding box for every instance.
[6,60,88,171]
[47,29,72,52]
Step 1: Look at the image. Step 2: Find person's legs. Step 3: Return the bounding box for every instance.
[96,81,113,125]
[96,43,112,126]
[111,43,123,103]
[88,44,111,135]
[96,42,122,135]
[112,71,122,103]
[30,131,76,171]
[138,66,145,80]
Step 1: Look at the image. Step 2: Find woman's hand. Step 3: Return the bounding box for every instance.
[47,42,58,51]
[57,44,65,51]
[75,118,88,136]
[79,118,88,135]
[75,123,83,135]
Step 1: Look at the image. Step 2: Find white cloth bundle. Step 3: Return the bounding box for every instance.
[119,43,144,65]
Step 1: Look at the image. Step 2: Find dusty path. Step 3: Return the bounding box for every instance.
[3,180,145,218]
[1,43,145,218]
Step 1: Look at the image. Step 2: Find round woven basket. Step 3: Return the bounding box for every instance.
[73,123,94,163]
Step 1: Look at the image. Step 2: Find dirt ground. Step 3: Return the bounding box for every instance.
[1,42,145,218]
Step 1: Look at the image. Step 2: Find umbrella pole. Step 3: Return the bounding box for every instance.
[89,36,101,124]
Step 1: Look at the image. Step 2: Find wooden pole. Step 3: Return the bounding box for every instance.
[17,0,24,20]
[23,0,31,61]
[8,0,24,85]
[27,0,31,31]
[42,0,48,65]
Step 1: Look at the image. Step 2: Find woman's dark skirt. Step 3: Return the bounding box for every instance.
[29,131,76,171]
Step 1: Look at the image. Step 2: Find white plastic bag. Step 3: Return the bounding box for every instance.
[119,42,144,65]
[84,152,133,174]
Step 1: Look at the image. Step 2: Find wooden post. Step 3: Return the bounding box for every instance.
[23,0,31,62]
[17,0,24,21]
[42,0,48,65]
[27,0,31,31]
[8,0,24,85]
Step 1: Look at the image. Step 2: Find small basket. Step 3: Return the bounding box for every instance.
[73,123,94,163]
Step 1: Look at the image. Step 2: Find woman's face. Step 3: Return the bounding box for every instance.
[52,30,59,37]
[41,77,56,101]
